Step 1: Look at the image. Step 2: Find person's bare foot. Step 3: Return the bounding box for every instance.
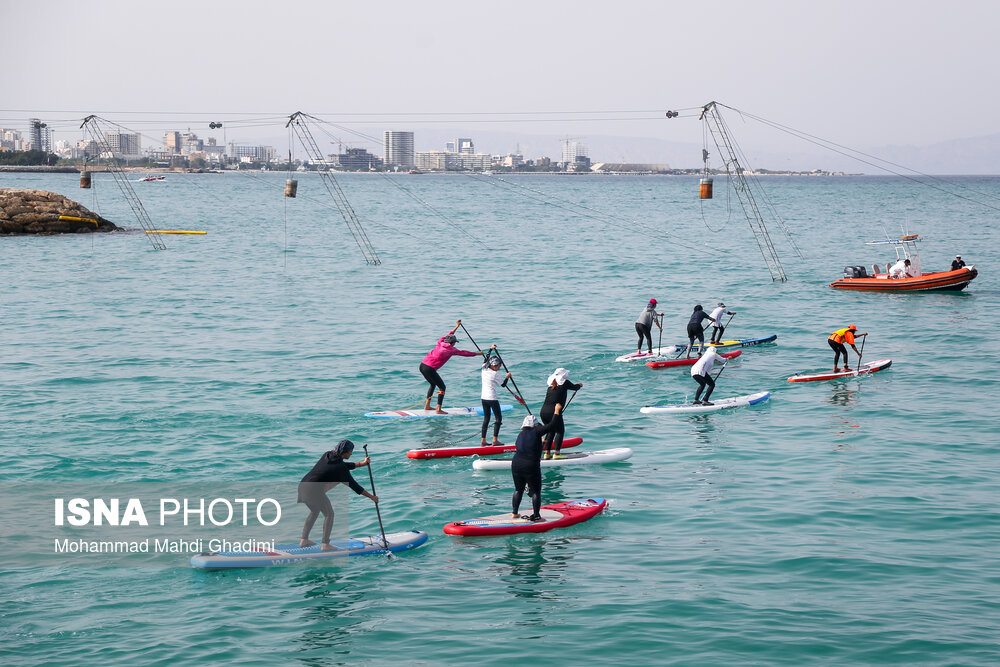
[423,401,431,411]
[320,543,339,552]
[511,513,520,520]
[435,408,447,415]
[299,539,317,548]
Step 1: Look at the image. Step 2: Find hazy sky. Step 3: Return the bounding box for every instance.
[3,0,998,158]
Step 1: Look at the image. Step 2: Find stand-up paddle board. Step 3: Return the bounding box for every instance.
[670,335,777,354]
[640,391,771,415]
[443,498,606,536]
[408,437,583,459]
[189,530,428,569]
[615,347,674,362]
[787,358,892,383]
[365,404,513,419]
[646,350,741,368]
[472,448,632,470]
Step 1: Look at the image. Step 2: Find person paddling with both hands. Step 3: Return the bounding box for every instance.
[419,320,484,414]
[634,298,663,355]
[828,324,865,372]
[708,302,736,345]
[540,368,583,460]
[298,439,378,551]
[511,410,561,522]
[685,304,716,359]
[690,345,727,405]
[481,345,512,446]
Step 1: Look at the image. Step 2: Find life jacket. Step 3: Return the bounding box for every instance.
[829,327,854,344]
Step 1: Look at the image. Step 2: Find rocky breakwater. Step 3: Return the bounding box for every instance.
[0,188,118,235]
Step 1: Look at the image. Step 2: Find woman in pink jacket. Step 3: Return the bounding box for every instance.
[420,320,484,413]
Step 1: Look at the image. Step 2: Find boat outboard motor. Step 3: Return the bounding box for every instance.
[843,265,868,279]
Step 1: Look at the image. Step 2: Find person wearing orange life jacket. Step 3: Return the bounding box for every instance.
[828,325,865,372]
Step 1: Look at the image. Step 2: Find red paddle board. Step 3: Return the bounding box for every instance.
[443,497,607,536]
[407,436,583,459]
[645,350,741,369]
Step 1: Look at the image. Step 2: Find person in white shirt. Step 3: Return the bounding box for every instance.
[903,259,919,278]
[708,302,737,344]
[690,346,727,405]
[481,347,511,445]
[888,258,907,279]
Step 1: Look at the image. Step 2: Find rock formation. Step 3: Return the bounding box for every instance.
[0,188,118,235]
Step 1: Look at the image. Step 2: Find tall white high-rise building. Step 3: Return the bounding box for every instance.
[562,140,587,164]
[383,131,415,168]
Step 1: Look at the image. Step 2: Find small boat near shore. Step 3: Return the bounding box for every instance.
[831,233,978,291]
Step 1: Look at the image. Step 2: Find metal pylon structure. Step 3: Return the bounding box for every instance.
[286,112,380,265]
[699,102,786,281]
[80,115,166,250]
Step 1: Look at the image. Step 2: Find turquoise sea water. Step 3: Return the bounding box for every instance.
[2,171,999,665]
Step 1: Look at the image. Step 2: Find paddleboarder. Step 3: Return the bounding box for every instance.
[828,324,864,372]
[298,439,378,551]
[540,368,583,460]
[420,320,484,414]
[708,302,737,344]
[690,345,726,405]
[511,410,561,522]
[481,346,512,446]
[685,304,716,359]
[634,299,663,355]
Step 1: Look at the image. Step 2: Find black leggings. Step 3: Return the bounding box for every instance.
[419,362,445,401]
[298,483,334,544]
[540,412,565,453]
[635,322,652,350]
[693,373,715,401]
[481,399,502,439]
[828,339,849,367]
[511,462,542,517]
[687,322,705,350]
[711,324,725,343]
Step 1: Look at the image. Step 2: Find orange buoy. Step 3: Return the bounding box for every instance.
[699,177,713,200]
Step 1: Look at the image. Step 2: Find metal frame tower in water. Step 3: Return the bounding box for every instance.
[699,101,786,282]
[286,112,381,265]
[80,115,166,250]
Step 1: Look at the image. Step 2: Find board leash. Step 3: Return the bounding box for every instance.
[362,444,392,558]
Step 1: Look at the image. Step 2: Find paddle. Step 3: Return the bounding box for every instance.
[561,388,580,413]
[362,445,391,558]
[460,321,533,416]
[855,332,868,374]
[656,313,664,354]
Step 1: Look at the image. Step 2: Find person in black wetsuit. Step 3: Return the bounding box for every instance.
[685,304,716,359]
[540,368,583,460]
[297,439,378,551]
[511,411,560,521]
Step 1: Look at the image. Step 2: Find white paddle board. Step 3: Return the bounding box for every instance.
[640,391,771,415]
[365,405,513,419]
[471,447,633,470]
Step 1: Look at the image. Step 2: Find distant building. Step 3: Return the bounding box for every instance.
[415,149,490,172]
[590,162,672,174]
[228,143,276,163]
[415,150,448,171]
[102,132,141,158]
[501,153,524,168]
[28,118,52,152]
[455,138,474,154]
[0,128,24,151]
[333,147,383,171]
[535,156,552,168]
[562,140,587,166]
[164,131,181,154]
[383,131,415,168]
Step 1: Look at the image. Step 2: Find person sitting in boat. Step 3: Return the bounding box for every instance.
[420,320,484,414]
[828,325,863,372]
[903,259,919,278]
[511,411,561,522]
[708,302,736,344]
[481,347,511,446]
[690,345,726,406]
[634,298,663,356]
[685,304,716,359]
[888,258,908,279]
[298,440,378,551]
[952,255,966,271]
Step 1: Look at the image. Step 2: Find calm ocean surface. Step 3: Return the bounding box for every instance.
[2,171,998,665]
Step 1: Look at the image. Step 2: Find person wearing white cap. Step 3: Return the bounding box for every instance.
[510,410,561,521]
[540,368,583,460]
[951,256,966,271]
[708,302,736,345]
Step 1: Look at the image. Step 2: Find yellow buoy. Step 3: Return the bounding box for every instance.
[59,215,98,226]
[699,177,713,200]
[145,230,207,235]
